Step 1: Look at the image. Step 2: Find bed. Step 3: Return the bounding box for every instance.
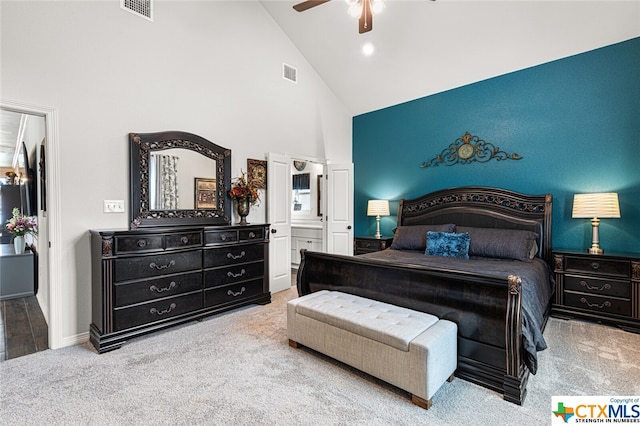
[296,186,554,405]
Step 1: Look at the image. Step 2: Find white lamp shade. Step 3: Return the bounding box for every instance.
[367,199,390,216]
[572,193,620,218]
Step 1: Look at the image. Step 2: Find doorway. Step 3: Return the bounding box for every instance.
[0,99,62,353]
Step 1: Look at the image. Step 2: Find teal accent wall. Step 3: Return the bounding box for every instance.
[353,37,640,253]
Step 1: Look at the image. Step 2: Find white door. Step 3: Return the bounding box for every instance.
[267,152,292,293]
[326,163,354,255]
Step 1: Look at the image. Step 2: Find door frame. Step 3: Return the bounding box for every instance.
[1,98,63,349]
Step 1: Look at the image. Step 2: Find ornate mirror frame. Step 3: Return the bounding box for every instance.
[129,131,231,229]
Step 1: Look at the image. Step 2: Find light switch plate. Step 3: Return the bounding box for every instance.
[104,200,125,213]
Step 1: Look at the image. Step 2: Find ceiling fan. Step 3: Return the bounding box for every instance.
[293,0,383,34]
[293,0,435,35]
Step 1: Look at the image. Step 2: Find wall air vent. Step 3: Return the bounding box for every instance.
[121,0,153,22]
[283,63,297,84]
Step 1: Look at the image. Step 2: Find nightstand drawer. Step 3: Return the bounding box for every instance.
[564,292,631,317]
[565,256,629,278]
[564,275,631,298]
[354,237,393,255]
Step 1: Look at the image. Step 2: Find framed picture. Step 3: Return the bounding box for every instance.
[247,158,267,189]
[317,174,323,217]
[194,178,217,209]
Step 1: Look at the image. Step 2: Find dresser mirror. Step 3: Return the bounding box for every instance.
[129,131,231,229]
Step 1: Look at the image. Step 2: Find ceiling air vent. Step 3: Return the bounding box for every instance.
[283,63,297,84]
[121,0,153,22]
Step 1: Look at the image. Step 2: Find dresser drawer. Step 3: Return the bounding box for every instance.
[113,292,202,331]
[115,235,164,254]
[114,271,202,307]
[204,279,264,308]
[165,231,202,249]
[565,256,629,278]
[203,244,264,268]
[239,227,265,242]
[205,230,238,245]
[114,251,202,282]
[204,261,264,288]
[564,292,631,317]
[564,275,630,299]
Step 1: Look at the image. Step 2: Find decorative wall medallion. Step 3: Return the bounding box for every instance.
[293,160,307,171]
[420,132,523,168]
[247,158,267,189]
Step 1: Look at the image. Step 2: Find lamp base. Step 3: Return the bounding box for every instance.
[588,246,604,255]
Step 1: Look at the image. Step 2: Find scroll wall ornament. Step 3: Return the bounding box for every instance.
[419,132,522,168]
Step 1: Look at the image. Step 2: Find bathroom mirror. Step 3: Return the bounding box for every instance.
[129,131,231,229]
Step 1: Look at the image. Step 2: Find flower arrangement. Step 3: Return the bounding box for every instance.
[5,208,37,237]
[228,172,260,205]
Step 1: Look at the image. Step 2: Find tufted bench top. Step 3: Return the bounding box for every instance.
[293,290,439,351]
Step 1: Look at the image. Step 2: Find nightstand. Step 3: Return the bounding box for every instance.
[553,250,640,333]
[354,236,394,255]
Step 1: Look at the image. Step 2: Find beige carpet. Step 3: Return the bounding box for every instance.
[1,286,639,425]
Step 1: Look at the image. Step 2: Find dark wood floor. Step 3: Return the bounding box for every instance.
[0,296,48,361]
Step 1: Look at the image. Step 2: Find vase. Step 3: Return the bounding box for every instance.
[236,198,250,225]
[13,235,25,255]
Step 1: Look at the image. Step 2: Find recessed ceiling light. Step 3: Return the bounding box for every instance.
[362,42,375,56]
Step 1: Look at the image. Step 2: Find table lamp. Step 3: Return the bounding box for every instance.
[367,199,390,239]
[572,192,620,254]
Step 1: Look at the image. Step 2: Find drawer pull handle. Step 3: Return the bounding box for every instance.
[149,282,177,293]
[227,287,246,297]
[220,235,227,241]
[590,262,600,271]
[180,236,189,244]
[579,297,612,310]
[227,251,246,260]
[579,280,612,292]
[227,269,246,278]
[137,240,147,248]
[149,260,176,270]
[249,232,256,238]
[150,303,177,316]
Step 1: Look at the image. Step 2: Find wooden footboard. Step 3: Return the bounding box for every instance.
[297,250,530,405]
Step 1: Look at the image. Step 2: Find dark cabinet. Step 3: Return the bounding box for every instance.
[90,224,270,353]
[553,250,640,333]
[354,236,394,255]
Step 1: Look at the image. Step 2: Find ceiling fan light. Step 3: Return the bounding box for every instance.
[371,0,385,15]
[347,1,363,18]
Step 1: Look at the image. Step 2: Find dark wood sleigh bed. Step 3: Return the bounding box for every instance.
[296,186,554,405]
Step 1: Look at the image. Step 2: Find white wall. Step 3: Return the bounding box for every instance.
[0,0,352,347]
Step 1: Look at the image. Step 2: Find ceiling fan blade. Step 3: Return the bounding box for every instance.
[358,0,373,33]
[293,0,332,12]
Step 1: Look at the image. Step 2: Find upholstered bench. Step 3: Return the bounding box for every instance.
[287,290,457,409]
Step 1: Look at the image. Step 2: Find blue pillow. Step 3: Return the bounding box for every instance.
[425,231,470,259]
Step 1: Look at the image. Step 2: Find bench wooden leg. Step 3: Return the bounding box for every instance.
[289,339,301,348]
[411,395,432,410]
[447,373,454,382]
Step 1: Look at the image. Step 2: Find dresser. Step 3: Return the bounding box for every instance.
[553,250,640,333]
[90,224,270,353]
[354,236,394,255]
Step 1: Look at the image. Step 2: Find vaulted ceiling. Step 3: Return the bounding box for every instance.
[261,0,640,115]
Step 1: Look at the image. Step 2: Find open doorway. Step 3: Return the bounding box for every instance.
[1,99,61,354]
[0,110,49,360]
[290,157,325,267]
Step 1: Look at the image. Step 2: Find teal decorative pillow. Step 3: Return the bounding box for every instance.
[425,231,470,259]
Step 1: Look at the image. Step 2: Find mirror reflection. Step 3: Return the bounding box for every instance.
[148,148,217,211]
[291,160,323,217]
